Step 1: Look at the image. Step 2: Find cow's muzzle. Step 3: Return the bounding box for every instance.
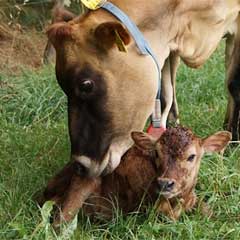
[72,139,132,178]
[72,154,109,178]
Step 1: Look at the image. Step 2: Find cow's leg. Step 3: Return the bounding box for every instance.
[225,25,240,140]
[224,34,235,131]
[168,52,180,125]
[160,57,173,128]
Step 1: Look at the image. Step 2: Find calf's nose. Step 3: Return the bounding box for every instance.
[157,178,175,192]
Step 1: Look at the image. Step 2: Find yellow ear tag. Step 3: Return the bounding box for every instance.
[114,30,127,53]
[81,0,107,10]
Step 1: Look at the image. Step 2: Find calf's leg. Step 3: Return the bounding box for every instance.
[53,175,101,226]
[37,161,76,206]
[38,161,101,225]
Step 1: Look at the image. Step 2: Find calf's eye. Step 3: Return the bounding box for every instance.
[187,154,196,162]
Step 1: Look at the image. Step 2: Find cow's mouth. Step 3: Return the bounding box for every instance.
[73,138,133,177]
[73,154,109,177]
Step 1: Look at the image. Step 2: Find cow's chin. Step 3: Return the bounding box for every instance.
[75,138,133,177]
[102,138,133,175]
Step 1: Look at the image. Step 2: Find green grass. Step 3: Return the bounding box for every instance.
[1,44,240,239]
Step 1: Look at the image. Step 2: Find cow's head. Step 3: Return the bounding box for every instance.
[132,127,231,199]
[47,13,159,177]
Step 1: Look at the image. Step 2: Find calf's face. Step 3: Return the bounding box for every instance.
[47,14,158,177]
[132,127,231,199]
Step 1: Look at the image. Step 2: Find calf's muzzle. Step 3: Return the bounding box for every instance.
[157,178,176,193]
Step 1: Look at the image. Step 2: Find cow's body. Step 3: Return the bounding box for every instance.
[47,0,240,176]
[161,1,240,139]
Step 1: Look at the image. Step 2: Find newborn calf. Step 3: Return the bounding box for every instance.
[40,126,231,224]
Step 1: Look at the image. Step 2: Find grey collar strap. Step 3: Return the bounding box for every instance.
[101,2,161,100]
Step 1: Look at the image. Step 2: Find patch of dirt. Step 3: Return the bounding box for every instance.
[0,23,48,74]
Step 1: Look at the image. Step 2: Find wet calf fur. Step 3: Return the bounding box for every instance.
[40,126,231,224]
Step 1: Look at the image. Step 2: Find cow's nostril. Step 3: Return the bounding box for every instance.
[79,79,94,93]
[74,161,88,177]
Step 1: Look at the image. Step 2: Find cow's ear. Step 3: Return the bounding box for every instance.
[131,132,156,151]
[47,22,73,48]
[94,22,131,52]
[202,131,232,153]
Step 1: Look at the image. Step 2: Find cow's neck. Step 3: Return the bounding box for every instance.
[107,0,167,24]
[91,0,177,69]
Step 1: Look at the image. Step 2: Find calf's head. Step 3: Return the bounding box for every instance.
[132,127,231,199]
[47,13,159,177]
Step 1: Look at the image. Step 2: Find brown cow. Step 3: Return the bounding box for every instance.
[46,0,240,179]
[43,3,180,128]
[39,127,231,225]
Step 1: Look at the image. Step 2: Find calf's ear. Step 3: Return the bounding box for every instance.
[94,22,131,52]
[131,132,156,151]
[202,131,232,153]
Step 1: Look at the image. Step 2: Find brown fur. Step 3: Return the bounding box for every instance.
[94,22,131,51]
[47,23,73,44]
[160,126,194,158]
[39,127,231,225]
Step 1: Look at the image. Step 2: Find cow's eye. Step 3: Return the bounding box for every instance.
[79,79,94,93]
[187,154,196,162]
